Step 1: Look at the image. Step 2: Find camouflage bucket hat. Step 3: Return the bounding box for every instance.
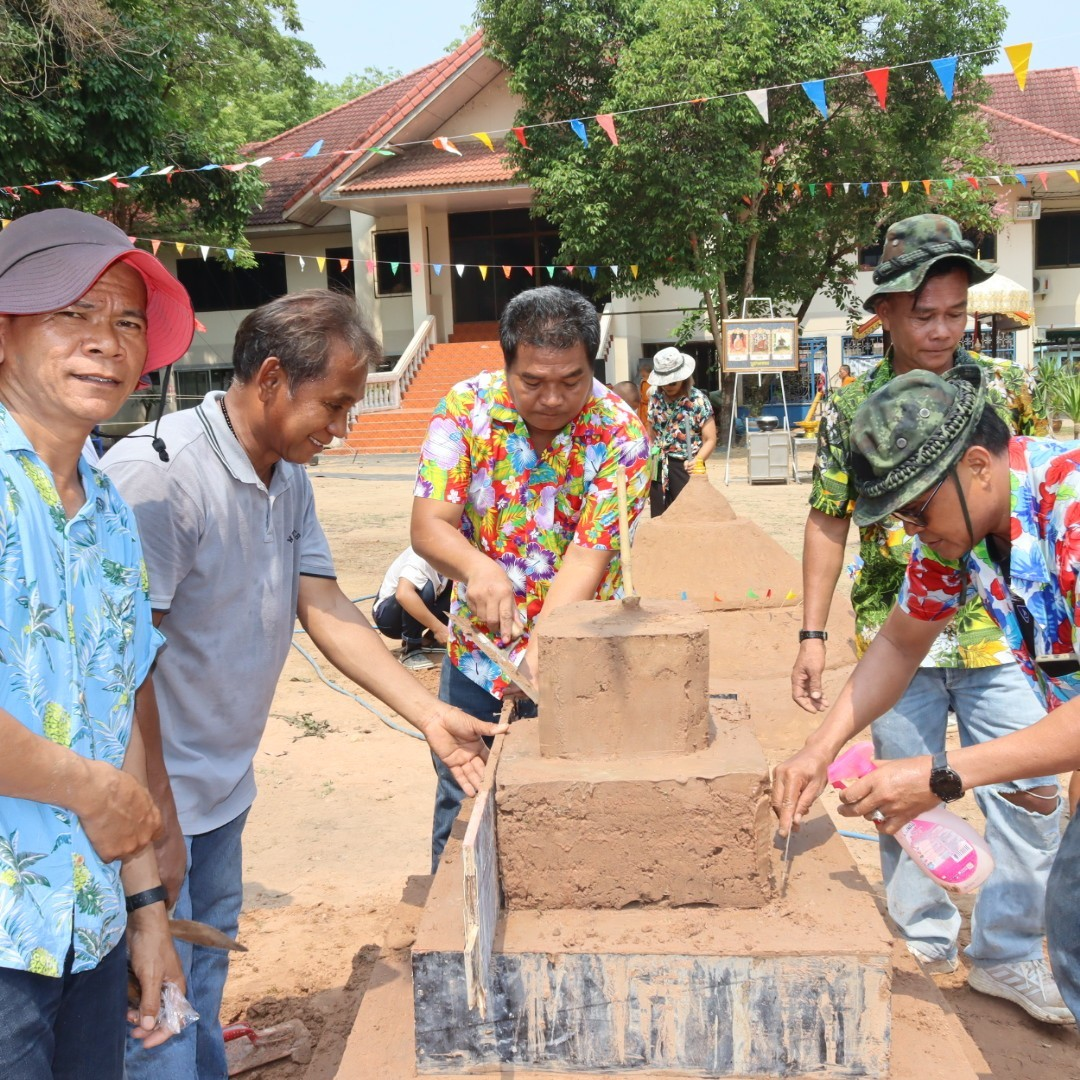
[850,364,986,527]
[863,214,997,313]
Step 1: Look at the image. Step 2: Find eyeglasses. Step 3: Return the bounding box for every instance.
[893,472,948,528]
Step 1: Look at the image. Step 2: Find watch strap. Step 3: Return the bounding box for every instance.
[125,885,168,913]
[932,751,948,772]
[799,630,828,642]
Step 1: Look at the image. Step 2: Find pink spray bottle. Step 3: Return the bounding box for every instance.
[827,741,994,894]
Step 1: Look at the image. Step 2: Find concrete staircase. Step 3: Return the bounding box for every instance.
[344,340,502,455]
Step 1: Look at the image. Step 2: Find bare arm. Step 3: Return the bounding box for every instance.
[296,576,507,796]
[395,578,449,642]
[411,496,522,643]
[791,508,852,712]
[695,417,718,464]
[773,605,945,834]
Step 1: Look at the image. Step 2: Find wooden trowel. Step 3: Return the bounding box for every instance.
[449,611,539,702]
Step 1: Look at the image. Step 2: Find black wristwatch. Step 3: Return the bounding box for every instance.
[929,751,964,803]
[798,630,828,643]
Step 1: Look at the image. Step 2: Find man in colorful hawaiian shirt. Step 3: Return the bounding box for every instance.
[789,214,1065,1021]
[774,365,1079,1023]
[411,286,650,869]
[0,209,195,1076]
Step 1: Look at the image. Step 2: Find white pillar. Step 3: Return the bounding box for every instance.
[349,211,382,345]
[407,202,431,330]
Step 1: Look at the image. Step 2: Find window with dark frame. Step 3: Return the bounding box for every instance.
[373,231,411,297]
[1037,213,1080,268]
[175,254,288,313]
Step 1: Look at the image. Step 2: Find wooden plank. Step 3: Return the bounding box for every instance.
[449,612,539,702]
[462,732,506,1019]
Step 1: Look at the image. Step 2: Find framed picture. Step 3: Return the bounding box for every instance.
[720,318,800,373]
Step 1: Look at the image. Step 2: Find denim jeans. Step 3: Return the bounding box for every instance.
[125,808,250,1080]
[1046,809,1080,1015]
[0,934,127,1079]
[430,658,536,872]
[872,665,1061,967]
[373,581,450,651]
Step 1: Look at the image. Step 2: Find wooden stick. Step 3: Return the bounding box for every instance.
[616,465,637,601]
[449,612,539,702]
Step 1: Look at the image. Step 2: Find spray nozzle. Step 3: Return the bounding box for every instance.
[827,741,877,790]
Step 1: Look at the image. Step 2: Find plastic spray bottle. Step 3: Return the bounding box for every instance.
[827,741,994,894]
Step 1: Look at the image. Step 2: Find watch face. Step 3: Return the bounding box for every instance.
[930,767,964,802]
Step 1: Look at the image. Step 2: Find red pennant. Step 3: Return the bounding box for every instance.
[276,151,300,161]
[109,178,130,189]
[565,265,575,274]
[1038,171,1049,190]
[865,68,890,110]
[365,259,375,275]
[965,176,980,189]
[595,113,619,146]
[824,182,833,197]
[411,262,421,274]
[151,239,161,255]
[25,186,41,195]
[881,181,889,195]
[766,589,772,599]
[512,126,528,148]
[525,266,535,276]
[194,318,208,333]
[56,182,75,192]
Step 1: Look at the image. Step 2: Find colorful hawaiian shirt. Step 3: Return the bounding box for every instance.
[899,436,1080,711]
[0,403,161,976]
[811,348,1045,666]
[647,386,713,492]
[414,370,649,698]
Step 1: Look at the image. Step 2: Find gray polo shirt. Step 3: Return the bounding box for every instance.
[101,391,335,835]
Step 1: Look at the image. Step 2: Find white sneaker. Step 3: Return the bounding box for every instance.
[401,651,434,671]
[968,958,1075,1025]
[905,941,959,975]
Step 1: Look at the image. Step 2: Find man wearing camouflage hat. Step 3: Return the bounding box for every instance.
[774,363,1080,1023]
[788,214,1066,1022]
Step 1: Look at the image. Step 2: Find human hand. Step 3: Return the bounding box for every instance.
[127,902,186,1047]
[771,745,833,835]
[464,560,524,646]
[421,705,510,797]
[791,639,828,713]
[76,760,162,864]
[835,756,937,834]
[152,812,187,910]
[433,623,450,647]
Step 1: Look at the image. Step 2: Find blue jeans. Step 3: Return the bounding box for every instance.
[373,581,450,651]
[125,808,249,1080]
[431,659,536,872]
[0,934,128,1079]
[1047,809,1080,1015]
[872,665,1061,967]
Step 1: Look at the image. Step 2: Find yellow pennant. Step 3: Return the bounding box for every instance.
[479,265,488,280]
[316,256,326,273]
[630,265,639,279]
[0,219,10,229]
[784,590,797,601]
[1068,170,1080,184]
[1005,42,1033,91]
[471,131,495,152]
[901,180,910,193]
[174,242,186,255]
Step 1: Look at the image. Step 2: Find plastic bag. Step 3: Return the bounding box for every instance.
[159,980,200,1034]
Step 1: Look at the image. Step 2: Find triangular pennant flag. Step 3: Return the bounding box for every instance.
[569,118,589,147]
[371,148,396,157]
[411,262,422,274]
[1038,171,1049,190]
[944,178,954,191]
[479,265,488,280]
[931,56,957,101]
[250,156,273,168]
[966,176,980,190]
[512,126,528,148]
[91,172,118,182]
[630,264,639,278]
[109,178,130,189]
[432,263,442,275]
[793,183,802,197]
[546,266,556,278]
[25,186,41,195]
[747,589,759,600]
[745,88,769,123]
[922,179,932,194]
[316,256,326,272]
[502,265,513,278]
[901,180,910,193]
[1068,170,1080,184]
[223,162,248,172]
[365,259,375,275]
[151,165,175,176]
[150,240,161,256]
[175,242,185,256]
[785,590,797,601]
[1005,43,1033,91]
[456,264,465,277]
[301,139,324,158]
[566,265,576,274]
[129,166,150,177]
[389,261,399,274]
[1015,173,1027,186]
[776,182,784,196]
[809,183,817,196]
[298,256,306,271]
[525,265,535,276]
[200,245,210,261]
[990,175,1002,185]
[766,589,772,599]
[825,182,833,197]
[881,182,889,195]
[861,182,870,196]
[433,137,462,156]
[801,79,828,119]
[225,248,236,262]
[596,113,619,145]
[610,265,619,277]
[197,163,221,172]
[471,131,495,152]
[588,266,597,278]
[843,182,851,194]
[865,68,890,110]
[339,258,350,272]
[276,151,299,161]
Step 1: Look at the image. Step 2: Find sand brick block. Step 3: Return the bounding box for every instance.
[536,598,709,758]
[496,711,773,910]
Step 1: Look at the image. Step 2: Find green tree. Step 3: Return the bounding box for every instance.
[479,0,1009,411]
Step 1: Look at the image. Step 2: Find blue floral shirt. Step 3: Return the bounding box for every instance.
[0,404,161,976]
[899,435,1080,711]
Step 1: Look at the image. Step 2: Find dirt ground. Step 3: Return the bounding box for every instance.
[219,448,1080,1078]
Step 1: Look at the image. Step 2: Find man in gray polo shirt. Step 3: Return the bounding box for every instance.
[102,289,506,1080]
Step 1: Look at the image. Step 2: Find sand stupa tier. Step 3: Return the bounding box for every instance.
[536,598,709,759]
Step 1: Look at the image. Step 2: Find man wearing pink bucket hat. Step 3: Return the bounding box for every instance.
[0,208,196,1077]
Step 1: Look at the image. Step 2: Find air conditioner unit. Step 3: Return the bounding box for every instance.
[1015,201,1043,220]
[1034,274,1051,296]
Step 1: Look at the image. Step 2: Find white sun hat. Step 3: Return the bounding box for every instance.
[648,346,695,386]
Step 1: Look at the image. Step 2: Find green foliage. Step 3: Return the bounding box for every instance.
[479,0,1009,336]
[1049,371,1080,440]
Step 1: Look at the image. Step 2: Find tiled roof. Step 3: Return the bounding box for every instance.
[339,140,516,193]
[981,67,1080,167]
[246,30,486,225]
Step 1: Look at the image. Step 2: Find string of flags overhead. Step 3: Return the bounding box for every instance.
[0,39,1047,199]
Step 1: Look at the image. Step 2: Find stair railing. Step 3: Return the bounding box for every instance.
[351,314,437,419]
[596,303,614,380]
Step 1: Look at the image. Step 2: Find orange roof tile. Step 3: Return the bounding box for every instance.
[339,141,516,193]
[981,67,1080,167]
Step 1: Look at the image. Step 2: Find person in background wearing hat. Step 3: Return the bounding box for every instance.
[102,290,509,1080]
[411,286,649,871]
[788,213,1064,1023]
[775,364,1080,1023]
[646,346,716,516]
[0,208,195,1076]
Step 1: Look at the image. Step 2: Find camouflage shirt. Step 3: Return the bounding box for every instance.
[810,347,1046,666]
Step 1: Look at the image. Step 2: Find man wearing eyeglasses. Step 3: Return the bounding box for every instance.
[787,214,1066,1023]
